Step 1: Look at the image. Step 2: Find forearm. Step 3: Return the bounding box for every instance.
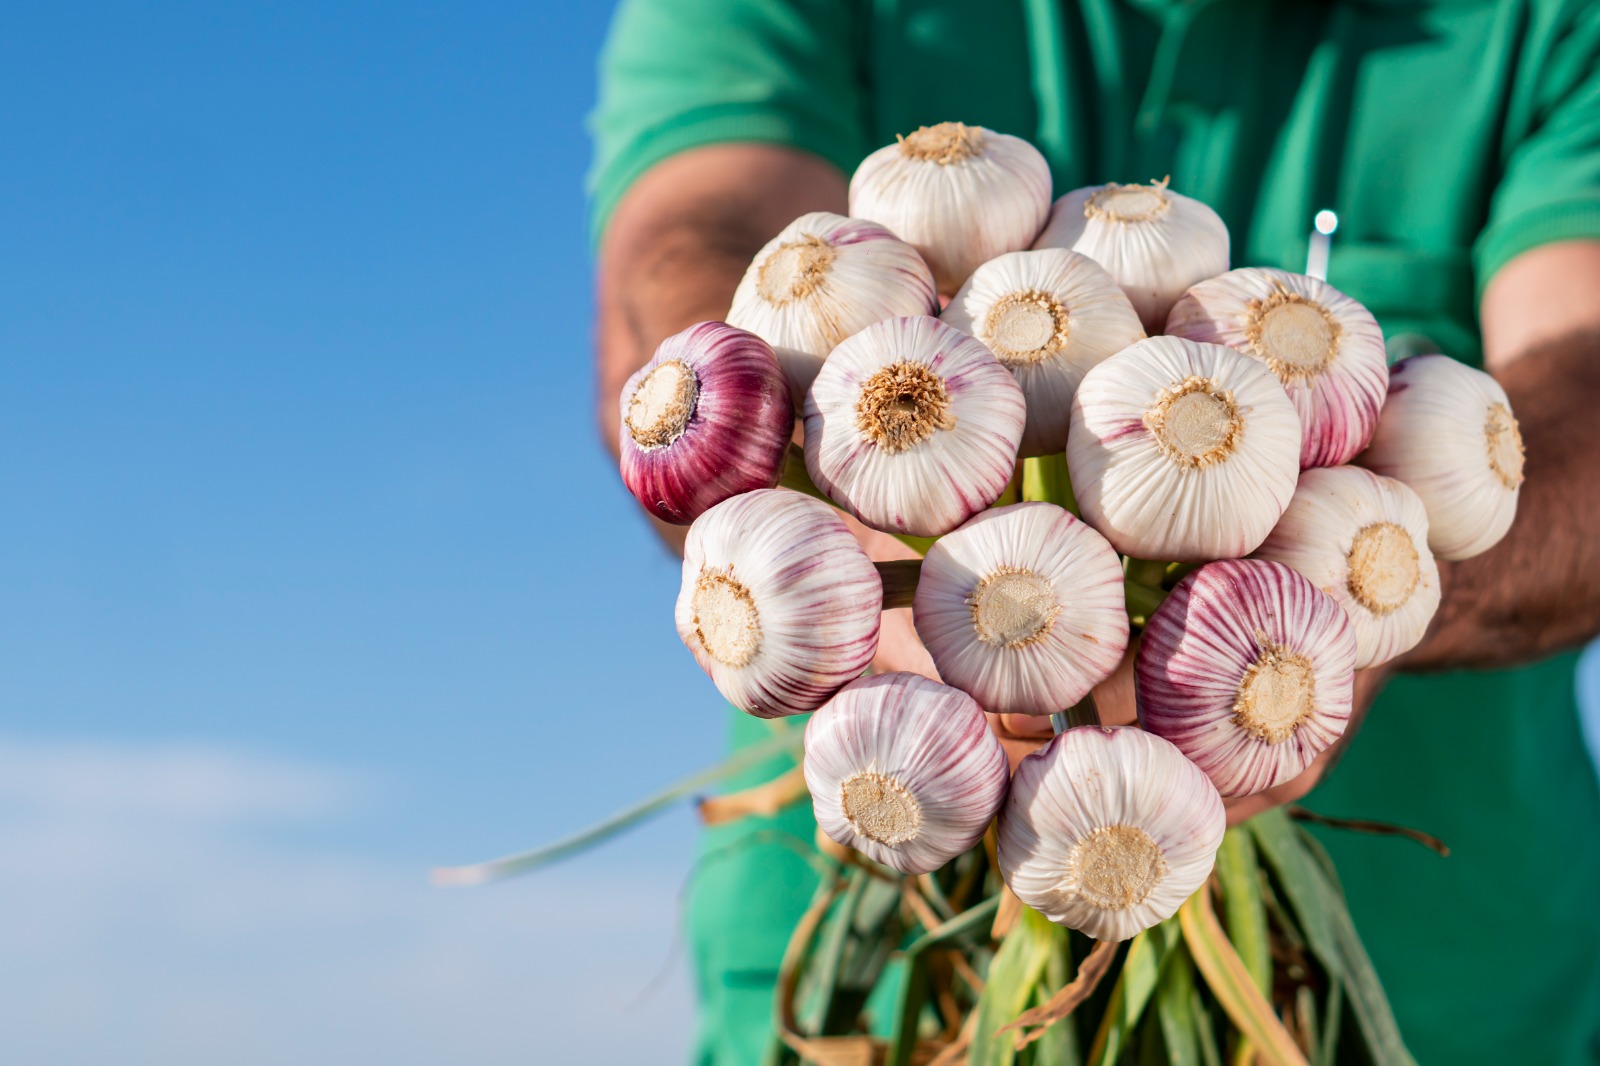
[1405,329,1600,670]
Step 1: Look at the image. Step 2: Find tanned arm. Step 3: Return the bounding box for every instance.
[1404,239,1600,670]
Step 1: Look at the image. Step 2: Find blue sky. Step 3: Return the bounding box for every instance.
[1,4,1598,1064]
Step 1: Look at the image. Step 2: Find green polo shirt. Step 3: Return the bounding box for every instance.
[590,2,1600,1063]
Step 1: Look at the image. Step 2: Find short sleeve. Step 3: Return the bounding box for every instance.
[1474,6,1600,291]
[585,0,868,250]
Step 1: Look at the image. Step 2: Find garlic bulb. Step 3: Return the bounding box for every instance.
[619,321,794,524]
[1032,181,1229,333]
[940,249,1146,456]
[676,489,881,718]
[1066,336,1301,561]
[848,122,1052,293]
[805,672,1009,875]
[1135,559,1357,798]
[912,502,1128,715]
[727,212,938,403]
[1165,268,1388,469]
[1357,354,1524,560]
[998,726,1225,942]
[804,316,1026,537]
[1254,467,1440,669]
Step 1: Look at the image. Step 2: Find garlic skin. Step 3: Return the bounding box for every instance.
[1165,268,1389,469]
[805,672,1010,875]
[940,249,1146,457]
[1032,181,1229,333]
[1253,467,1440,669]
[804,316,1026,537]
[998,726,1225,942]
[913,503,1128,716]
[848,122,1052,293]
[1357,354,1524,560]
[1136,559,1357,798]
[1066,336,1302,561]
[727,212,938,403]
[676,489,881,718]
[619,322,794,524]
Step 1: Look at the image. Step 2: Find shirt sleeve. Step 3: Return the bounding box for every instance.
[586,0,868,250]
[1474,5,1600,292]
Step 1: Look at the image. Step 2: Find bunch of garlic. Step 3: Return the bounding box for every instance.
[603,123,1534,956]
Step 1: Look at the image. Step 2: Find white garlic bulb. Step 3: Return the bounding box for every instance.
[1253,467,1441,669]
[848,122,1052,294]
[727,212,938,403]
[1165,268,1389,469]
[804,316,1026,537]
[1357,354,1524,560]
[676,489,881,718]
[1032,180,1229,333]
[940,249,1146,457]
[1136,560,1357,798]
[998,726,1225,942]
[912,502,1128,716]
[1066,336,1302,561]
[805,672,1010,875]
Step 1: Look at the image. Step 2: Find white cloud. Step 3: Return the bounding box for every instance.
[0,738,694,1065]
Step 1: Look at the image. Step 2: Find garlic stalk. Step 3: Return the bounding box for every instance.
[1253,466,1441,668]
[848,122,1052,293]
[1165,268,1389,469]
[1135,559,1357,798]
[1357,354,1524,560]
[1066,335,1302,561]
[1032,180,1229,333]
[940,249,1146,456]
[912,502,1128,715]
[727,212,938,403]
[619,321,794,524]
[804,316,1026,537]
[676,489,881,718]
[998,726,1225,942]
[805,672,1010,875]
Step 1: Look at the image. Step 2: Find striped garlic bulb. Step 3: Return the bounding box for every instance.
[1032,180,1229,333]
[999,726,1225,941]
[676,490,880,718]
[727,212,938,403]
[1165,268,1389,469]
[1358,354,1524,560]
[805,672,1010,875]
[618,322,794,524]
[1135,559,1357,798]
[940,249,1146,456]
[1253,466,1441,669]
[804,316,1026,537]
[849,122,1052,293]
[1066,336,1302,561]
[912,503,1128,716]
